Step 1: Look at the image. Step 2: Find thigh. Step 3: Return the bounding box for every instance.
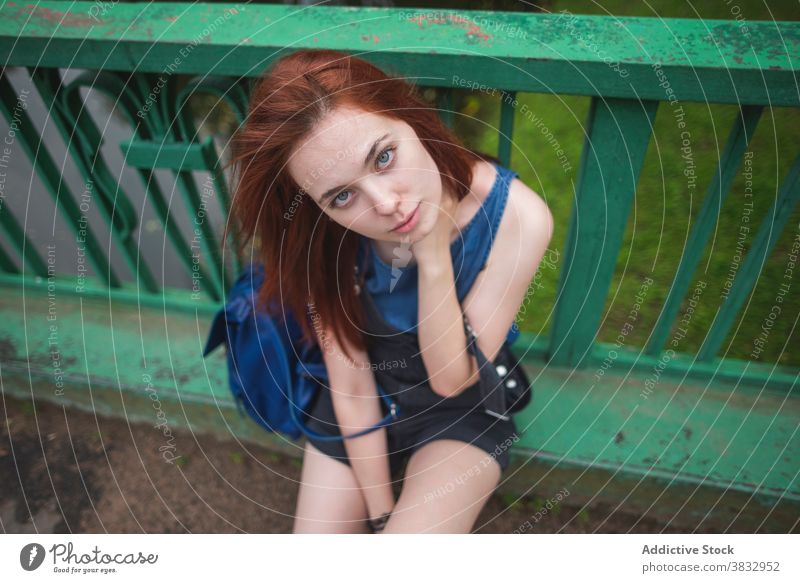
[382,439,501,534]
[293,441,370,534]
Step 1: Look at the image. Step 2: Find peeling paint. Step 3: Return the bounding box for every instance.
[465,21,490,43]
[28,6,97,28]
[408,12,491,44]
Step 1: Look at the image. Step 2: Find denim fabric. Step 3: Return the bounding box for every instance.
[360,161,520,345]
[304,162,528,474]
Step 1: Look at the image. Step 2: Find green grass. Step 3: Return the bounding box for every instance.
[454,0,800,367]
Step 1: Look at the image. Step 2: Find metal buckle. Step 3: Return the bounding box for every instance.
[484,408,510,422]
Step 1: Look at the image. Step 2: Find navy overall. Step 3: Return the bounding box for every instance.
[304,162,531,478]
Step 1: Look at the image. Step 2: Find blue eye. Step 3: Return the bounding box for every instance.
[330,145,396,210]
[376,146,395,169]
[333,190,353,208]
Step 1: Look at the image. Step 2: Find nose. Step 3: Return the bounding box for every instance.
[364,181,400,216]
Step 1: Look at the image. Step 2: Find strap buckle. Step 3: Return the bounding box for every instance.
[484,407,511,422]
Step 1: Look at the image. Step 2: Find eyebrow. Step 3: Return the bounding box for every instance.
[317,133,391,205]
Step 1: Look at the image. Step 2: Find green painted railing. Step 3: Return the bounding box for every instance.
[1,2,798,529]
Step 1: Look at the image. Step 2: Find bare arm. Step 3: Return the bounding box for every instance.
[417,259,475,397]
[415,178,554,397]
[316,324,395,520]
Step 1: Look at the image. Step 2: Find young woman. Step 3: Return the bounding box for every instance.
[230,49,553,533]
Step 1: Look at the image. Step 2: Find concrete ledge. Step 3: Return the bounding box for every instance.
[2,283,797,531]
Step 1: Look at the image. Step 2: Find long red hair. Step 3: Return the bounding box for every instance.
[229,49,487,360]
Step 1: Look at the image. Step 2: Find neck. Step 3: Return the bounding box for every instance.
[371,237,418,267]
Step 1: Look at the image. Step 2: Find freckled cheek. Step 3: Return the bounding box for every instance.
[412,158,436,187]
[394,178,412,198]
[420,202,437,230]
[340,211,379,236]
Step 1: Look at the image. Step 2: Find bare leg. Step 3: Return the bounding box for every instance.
[293,441,371,534]
[381,439,501,534]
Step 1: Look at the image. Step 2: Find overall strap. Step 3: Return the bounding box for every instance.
[462,312,511,421]
[288,371,400,442]
[291,267,402,442]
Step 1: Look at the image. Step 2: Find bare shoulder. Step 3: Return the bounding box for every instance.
[493,173,554,262]
[466,159,553,244]
[470,158,497,201]
[461,170,554,359]
[456,159,498,228]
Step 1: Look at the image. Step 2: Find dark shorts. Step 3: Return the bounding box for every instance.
[303,385,518,479]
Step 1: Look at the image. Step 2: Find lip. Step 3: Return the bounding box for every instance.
[390,203,421,233]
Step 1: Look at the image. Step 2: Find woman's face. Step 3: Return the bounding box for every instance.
[287,105,443,243]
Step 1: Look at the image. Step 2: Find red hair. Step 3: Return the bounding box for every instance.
[229,49,488,360]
